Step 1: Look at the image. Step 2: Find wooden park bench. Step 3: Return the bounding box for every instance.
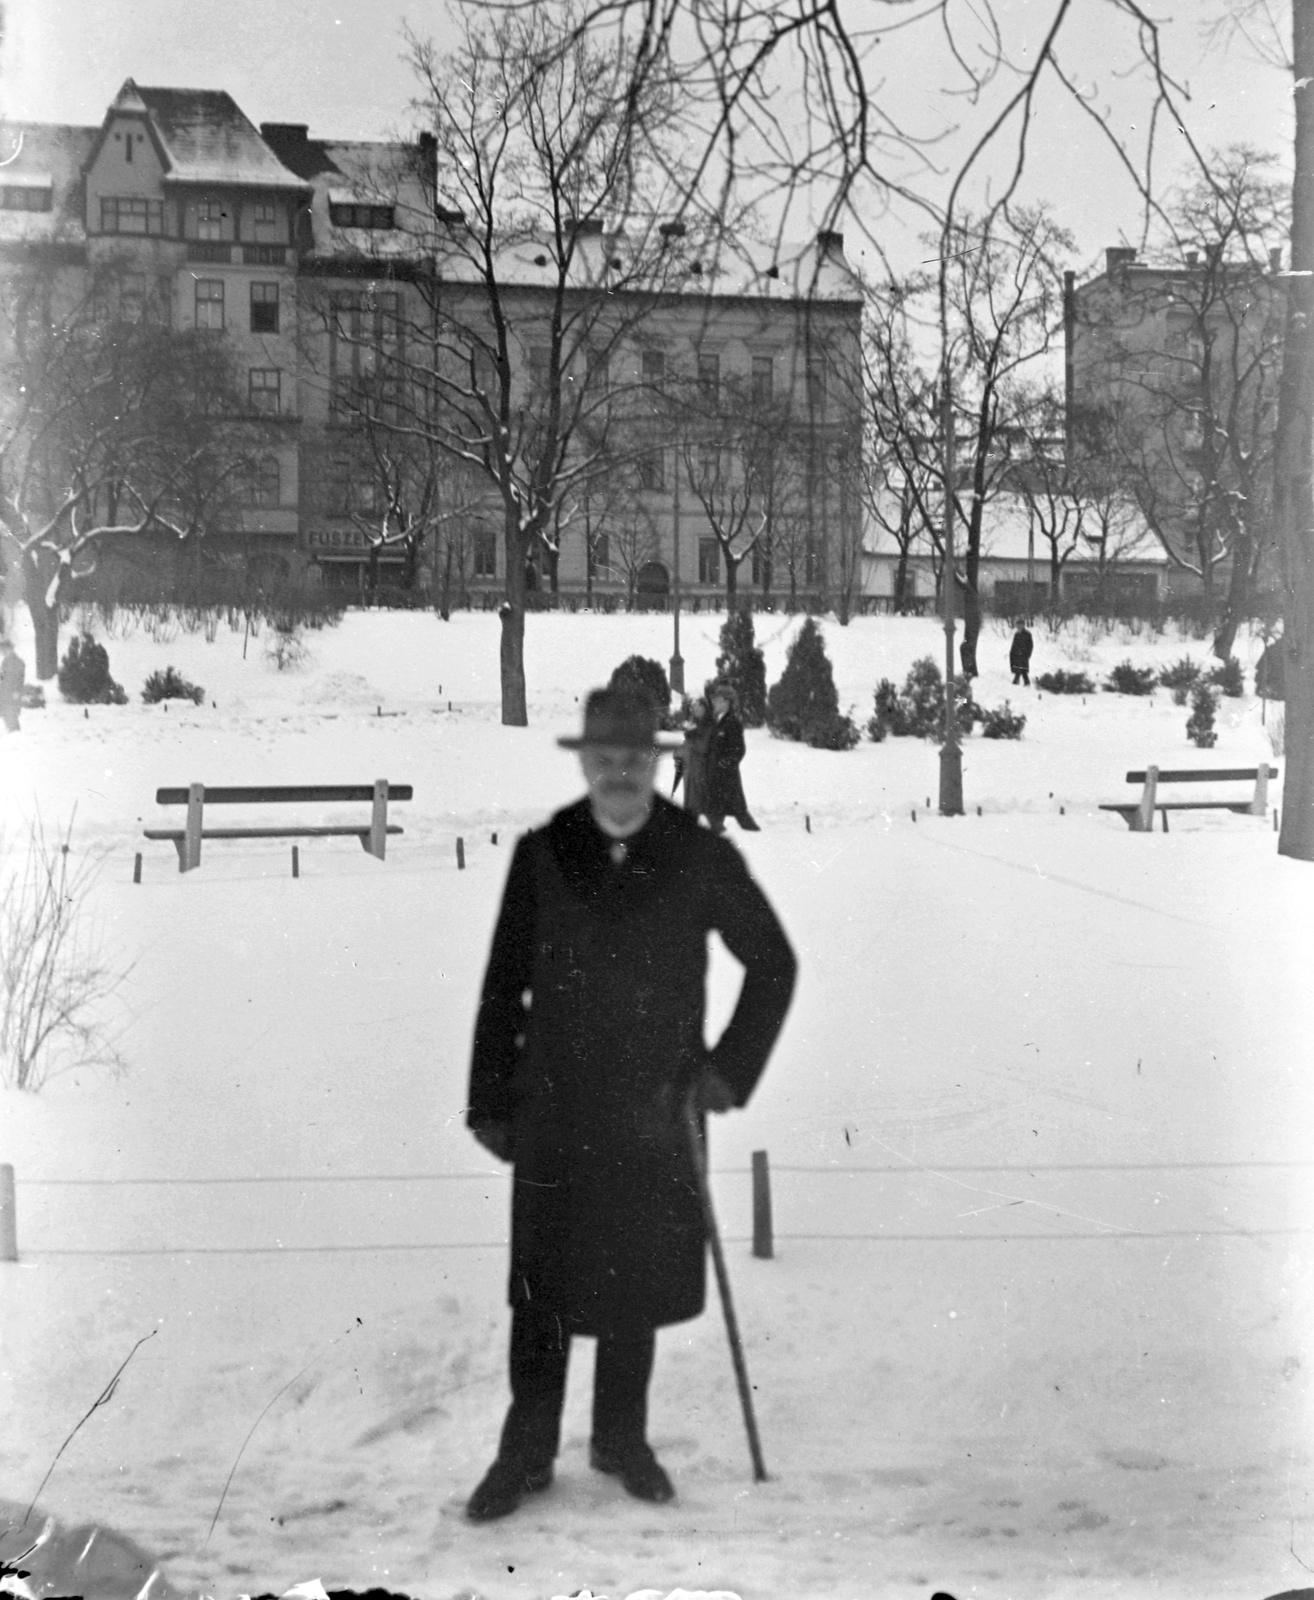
[1099,764,1277,833]
[144,780,412,872]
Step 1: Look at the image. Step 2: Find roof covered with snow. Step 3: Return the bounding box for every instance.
[122,80,309,189]
[0,121,97,247]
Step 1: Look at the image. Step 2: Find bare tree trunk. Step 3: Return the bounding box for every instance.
[1276,0,1314,860]
[724,553,738,605]
[1213,532,1259,662]
[500,512,529,726]
[24,552,60,680]
[960,515,983,676]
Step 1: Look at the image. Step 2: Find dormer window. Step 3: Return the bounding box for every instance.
[100,196,163,235]
[196,200,227,241]
[329,202,395,230]
[0,181,53,212]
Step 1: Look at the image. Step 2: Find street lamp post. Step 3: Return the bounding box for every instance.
[939,360,964,815]
[670,441,685,694]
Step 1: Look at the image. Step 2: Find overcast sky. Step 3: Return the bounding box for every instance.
[2,0,1295,273]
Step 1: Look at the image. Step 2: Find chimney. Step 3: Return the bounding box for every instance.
[659,219,687,240]
[1105,246,1137,279]
[261,122,308,144]
[1270,246,1283,273]
[817,229,845,256]
[571,218,605,237]
[1185,251,1199,267]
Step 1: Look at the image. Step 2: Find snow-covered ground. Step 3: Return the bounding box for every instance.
[1,605,1311,1600]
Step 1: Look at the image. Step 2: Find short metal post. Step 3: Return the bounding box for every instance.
[456,837,465,870]
[133,852,142,884]
[184,783,204,872]
[752,1150,773,1260]
[292,845,300,878]
[370,779,388,860]
[0,1165,17,1262]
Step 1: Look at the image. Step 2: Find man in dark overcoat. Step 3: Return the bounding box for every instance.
[1009,624,1034,686]
[465,686,796,1522]
[703,683,760,833]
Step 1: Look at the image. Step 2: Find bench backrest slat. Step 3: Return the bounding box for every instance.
[1124,768,1275,785]
[155,784,413,805]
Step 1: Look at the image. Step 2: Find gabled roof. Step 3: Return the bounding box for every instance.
[88,79,310,190]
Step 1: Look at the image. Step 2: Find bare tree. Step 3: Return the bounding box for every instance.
[0,258,262,677]
[1070,147,1288,655]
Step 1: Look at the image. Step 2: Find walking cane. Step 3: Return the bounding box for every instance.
[683,1089,769,1482]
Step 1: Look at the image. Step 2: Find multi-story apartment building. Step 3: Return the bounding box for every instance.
[1,79,863,610]
[1064,244,1283,606]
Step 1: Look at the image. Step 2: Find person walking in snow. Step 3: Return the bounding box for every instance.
[464,685,796,1522]
[1009,624,1034,687]
[703,683,759,833]
[671,695,712,819]
[0,637,25,733]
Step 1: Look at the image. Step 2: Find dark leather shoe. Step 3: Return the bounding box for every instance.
[589,1441,675,1503]
[466,1457,553,1522]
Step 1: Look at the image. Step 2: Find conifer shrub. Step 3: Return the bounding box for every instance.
[980,701,1027,739]
[866,657,982,739]
[1158,655,1204,705]
[1104,659,1157,696]
[141,666,205,705]
[766,617,859,749]
[713,607,767,727]
[1207,655,1244,697]
[56,634,127,704]
[609,655,671,713]
[1035,668,1095,695]
[1186,682,1219,748]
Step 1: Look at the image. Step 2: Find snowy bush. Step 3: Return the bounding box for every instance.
[1103,659,1156,696]
[0,816,128,1091]
[1035,668,1095,695]
[713,608,767,727]
[767,618,859,749]
[265,624,309,672]
[1186,682,1218,748]
[1158,655,1204,705]
[867,658,981,740]
[141,666,205,705]
[56,634,127,704]
[1207,655,1244,697]
[980,701,1027,739]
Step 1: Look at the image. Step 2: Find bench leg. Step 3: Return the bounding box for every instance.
[369,778,388,860]
[172,837,188,870]
[1161,807,1169,833]
[183,783,204,872]
[1251,763,1271,817]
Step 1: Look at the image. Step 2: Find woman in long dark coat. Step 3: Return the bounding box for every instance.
[703,684,759,831]
[465,690,794,1519]
[1009,624,1034,686]
[672,696,713,818]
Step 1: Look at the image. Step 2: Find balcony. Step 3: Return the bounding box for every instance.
[243,244,288,266]
[187,241,234,264]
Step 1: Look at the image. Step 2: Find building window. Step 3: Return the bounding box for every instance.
[1,184,53,212]
[194,278,224,330]
[528,346,551,390]
[637,449,665,492]
[697,352,720,397]
[587,347,609,394]
[245,455,281,508]
[100,196,163,235]
[588,532,610,578]
[751,543,767,586]
[196,199,227,241]
[805,357,827,413]
[805,541,823,586]
[472,529,497,579]
[120,272,146,324]
[156,275,173,325]
[249,368,281,413]
[751,354,774,404]
[642,349,666,387]
[328,202,395,230]
[251,201,278,235]
[698,538,720,584]
[250,282,279,334]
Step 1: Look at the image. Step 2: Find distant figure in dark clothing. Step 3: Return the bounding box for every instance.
[671,697,713,818]
[0,637,25,733]
[703,684,759,833]
[1009,625,1034,687]
[463,686,796,1523]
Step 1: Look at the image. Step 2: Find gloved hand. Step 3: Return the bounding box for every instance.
[694,1068,736,1114]
[472,1120,513,1161]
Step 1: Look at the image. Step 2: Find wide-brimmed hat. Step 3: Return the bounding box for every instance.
[558,687,682,751]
